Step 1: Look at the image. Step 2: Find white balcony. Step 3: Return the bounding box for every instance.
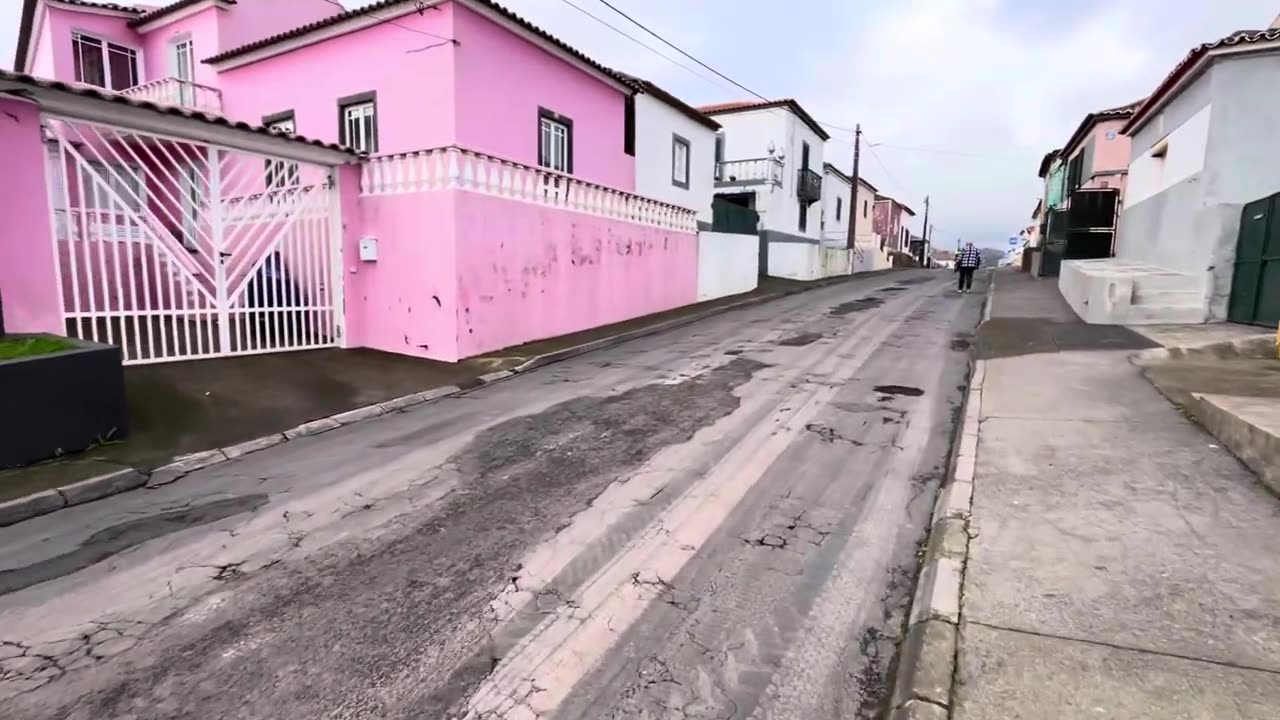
[715,157,783,188]
[122,77,223,114]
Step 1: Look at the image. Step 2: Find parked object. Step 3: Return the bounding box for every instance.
[0,335,127,468]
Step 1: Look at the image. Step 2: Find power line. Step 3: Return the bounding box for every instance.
[323,0,457,46]
[553,0,727,93]
[590,0,770,102]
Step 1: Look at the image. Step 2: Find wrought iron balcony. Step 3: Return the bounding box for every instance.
[715,157,783,187]
[121,77,223,114]
[797,167,822,204]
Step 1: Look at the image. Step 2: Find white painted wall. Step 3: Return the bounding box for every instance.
[696,231,759,301]
[821,168,851,244]
[634,92,717,224]
[712,108,825,239]
[1126,104,1212,207]
[766,243,852,281]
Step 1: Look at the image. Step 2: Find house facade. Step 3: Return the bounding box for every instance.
[623,76,719,227]
[3,0,705,364]
[1063,28,1280,327]
[873,194,916,254]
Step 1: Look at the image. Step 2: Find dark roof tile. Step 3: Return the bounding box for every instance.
[697,98,832,141]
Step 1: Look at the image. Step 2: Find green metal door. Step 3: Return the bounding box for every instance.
[1229,196,1280,326]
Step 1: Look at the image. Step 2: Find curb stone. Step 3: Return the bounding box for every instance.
[888,278,992,718]
[0,270,906,526]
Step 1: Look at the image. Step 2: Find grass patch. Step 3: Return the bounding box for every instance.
[0,335,77,361]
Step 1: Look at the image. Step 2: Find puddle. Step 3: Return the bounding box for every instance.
[873,385,925,397]
[0,494,270,596]
[829,297,884,317]
[777,333,823,347]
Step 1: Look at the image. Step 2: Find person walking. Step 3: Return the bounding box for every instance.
[956,241,981,293]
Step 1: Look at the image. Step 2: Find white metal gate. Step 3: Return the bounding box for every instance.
[43,115,342,364]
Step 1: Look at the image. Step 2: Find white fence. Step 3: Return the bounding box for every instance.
[361,145,698,233]
[697,231,759,301]
[121,77,223,113]
[43,116,341,364]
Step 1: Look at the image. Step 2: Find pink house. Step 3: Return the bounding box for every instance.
[1058,100,1143,196]
[3,0,698,364]
[872,195,916,253]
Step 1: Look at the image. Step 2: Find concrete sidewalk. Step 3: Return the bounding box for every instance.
[957,271,1280,718]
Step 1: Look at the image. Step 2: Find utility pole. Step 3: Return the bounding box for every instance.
[845,123,862,250]
[918,195,930,265]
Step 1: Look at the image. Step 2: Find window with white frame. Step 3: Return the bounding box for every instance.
[73,32,139,90]
[338,92,378,153]
[538,108,572,173]
[671,134,690,189]
[263,111,300,189]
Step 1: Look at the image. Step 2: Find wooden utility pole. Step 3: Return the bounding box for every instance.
[919,195,931,264]
[845,123,862,250]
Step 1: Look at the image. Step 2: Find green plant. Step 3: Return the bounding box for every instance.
[0,336,77,361]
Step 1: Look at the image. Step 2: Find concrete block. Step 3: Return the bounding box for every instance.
[330,404,385,426]
[937,480,973,520]
[382,386,461,412]
[910,556,963,626]
[478,370,513,385]
[0,489,66,527]
[928,517,970,560]
[283,418,341,440]
[146,449,228,488]
[222,433,287,459]
[58,468,147,506]
[954,455,976,484]
[890,619,958,709]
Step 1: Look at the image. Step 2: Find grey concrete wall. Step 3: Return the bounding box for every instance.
[1129,67,1214,160]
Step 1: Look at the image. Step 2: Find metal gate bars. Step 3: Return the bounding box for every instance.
[43,115,342,364]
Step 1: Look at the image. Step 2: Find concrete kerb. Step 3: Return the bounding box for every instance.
[889,280,990,720]
[0,271,899,528]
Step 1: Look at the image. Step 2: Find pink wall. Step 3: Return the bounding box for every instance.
[141,8,222,89]
[0,99,63,334]
[217,0,341,52]
[452,3,635,191]
[43,7,143,84]
[1089,119,1131,174]
[215,5,457,153]
[346,172,461,360]
[452,191,696,358]
[30,10,56,77]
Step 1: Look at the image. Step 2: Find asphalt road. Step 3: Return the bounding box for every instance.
[0,269,985,720]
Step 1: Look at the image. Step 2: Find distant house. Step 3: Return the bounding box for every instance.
[1063,27,1280,326]
[873,194,916,253]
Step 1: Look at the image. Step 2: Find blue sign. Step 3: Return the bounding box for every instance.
[1008,237,1020,246]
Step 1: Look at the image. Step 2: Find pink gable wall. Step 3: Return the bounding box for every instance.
[30,9,57,77]
[215,4,457,153]
[217,0,342,52]
[0,99,63,334]
[42,7,143,84]
[451,3,635,191]
[141,8,222,89]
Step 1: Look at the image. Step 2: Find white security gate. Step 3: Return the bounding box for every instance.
[43,116,342,364]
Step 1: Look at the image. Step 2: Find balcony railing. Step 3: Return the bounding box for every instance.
[121,77,223,114]
[715,157,783,187]
[797,167,823,204]
[361,146,699,233]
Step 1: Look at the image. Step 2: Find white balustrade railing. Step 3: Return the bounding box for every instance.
[122,77,223,114]
[715,157,784,187]
[360,146,699,233]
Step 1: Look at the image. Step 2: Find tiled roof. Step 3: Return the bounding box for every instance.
[0,69,360,157]
[874,194,916,216]
[203,0,630,89]
[131,0,239,27]
[14,0,144,70]
[1125,28,1280,134]
[1037,149,1059,178]
[697,99,832,141]
[1060,99,1143,156]
[824,163,879,192]
[613,72,720,130]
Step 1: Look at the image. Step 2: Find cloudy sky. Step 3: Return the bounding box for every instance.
[3,0,1277,247]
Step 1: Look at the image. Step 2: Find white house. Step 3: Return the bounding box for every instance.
[821,163,886,272]
[623,74,720,227]
[701,98,849,279]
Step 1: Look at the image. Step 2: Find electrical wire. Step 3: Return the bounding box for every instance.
[323,0,457,46]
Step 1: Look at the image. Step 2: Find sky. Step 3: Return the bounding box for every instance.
[3,0,1278,248]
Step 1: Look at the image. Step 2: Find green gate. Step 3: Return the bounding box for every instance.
[1229,196,1280,326]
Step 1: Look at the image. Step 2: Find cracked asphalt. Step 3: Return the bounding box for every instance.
[0,269,984,719]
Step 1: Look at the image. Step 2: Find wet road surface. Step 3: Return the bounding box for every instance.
[0,270,984,719]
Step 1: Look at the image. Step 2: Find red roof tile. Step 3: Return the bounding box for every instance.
[697,99,832,141]
[1060,99,1143,156]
